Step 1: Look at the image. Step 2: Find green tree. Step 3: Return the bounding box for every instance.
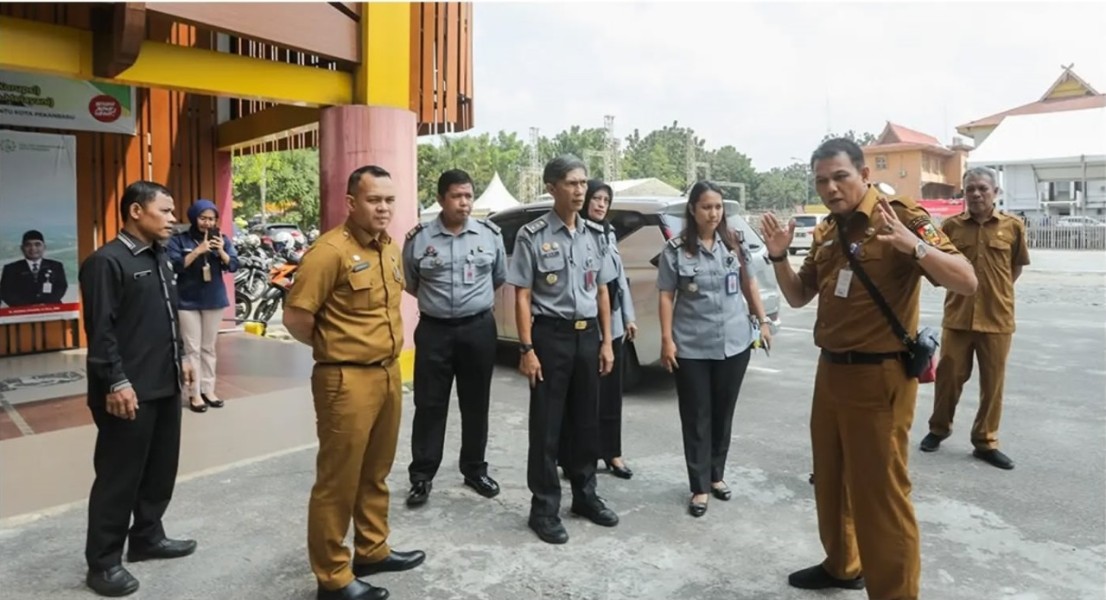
[820,130,878,146]
[621,120,703,190]
[232,149,320,229]
[537,126,610,178]
[751,162,809,210]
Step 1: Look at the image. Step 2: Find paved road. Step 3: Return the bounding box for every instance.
[1,264,1102,599]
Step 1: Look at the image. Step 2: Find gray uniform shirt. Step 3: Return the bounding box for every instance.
[604,229,636,340]
[656,232,756,360]
[506,211,617,320]
[403,217,506,319]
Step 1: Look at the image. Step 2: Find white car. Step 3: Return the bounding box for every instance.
[789,214,827,254]
[488,196,782,389]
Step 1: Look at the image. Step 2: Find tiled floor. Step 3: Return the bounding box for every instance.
[0,333,316,440]
[0,333,322,520]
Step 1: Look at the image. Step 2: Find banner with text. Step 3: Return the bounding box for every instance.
[0,69,136,135]
[0,130,80,324]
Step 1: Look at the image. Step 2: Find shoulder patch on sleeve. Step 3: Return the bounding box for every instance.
[666,236,682,250]
[478,218,501,234]
[584,219,604,234]
[405,223,424,241]
[523,219,548,235]
[909,216,944,246]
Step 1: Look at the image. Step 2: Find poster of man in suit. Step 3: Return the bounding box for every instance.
[0,129,79,324]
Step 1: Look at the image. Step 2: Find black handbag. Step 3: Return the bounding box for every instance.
[837,227,938,381]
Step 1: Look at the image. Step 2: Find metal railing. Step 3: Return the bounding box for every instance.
[1026,225,1106,251]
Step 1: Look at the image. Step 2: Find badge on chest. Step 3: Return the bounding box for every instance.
[834,268,853,298]
[725,271,739,295]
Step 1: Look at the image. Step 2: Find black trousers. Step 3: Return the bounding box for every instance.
[673,349,752,494]
[409,311,496,482]
[85,395,182,570]
[598,335,626,459]
[529,317,600,517]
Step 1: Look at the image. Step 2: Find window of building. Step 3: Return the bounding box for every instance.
[875,155,887,170]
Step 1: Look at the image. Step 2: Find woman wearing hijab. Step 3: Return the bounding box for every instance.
[167,200,239,413]
[580,180,638,478]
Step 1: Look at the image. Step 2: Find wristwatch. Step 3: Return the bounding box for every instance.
[768,253,788,263]
[519,343,534,355]
[913,240,928,261]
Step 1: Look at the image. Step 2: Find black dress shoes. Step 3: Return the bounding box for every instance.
[188,398,207,413]
[406,481,431,507]
[603,458,634,479]
[528,516,569,544]
[919,432,948,452]
[317,579,389,600]
[973,448,1015,470]
[352,550,426,577]
[711,482,732,501]
[788,564,865,590]
[570,497,619,527]
[86,565,140,597]
[201,393,225,408]
[688,498,708,518]
[127,537,197,562]
[464,474,501,498]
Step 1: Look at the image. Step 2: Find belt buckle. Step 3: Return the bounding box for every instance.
[573,320,587,331]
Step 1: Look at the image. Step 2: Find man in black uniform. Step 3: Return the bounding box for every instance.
[403,169,507,506]
[80,181,197,598]
[0,229,69,306]
[506,155,620,544]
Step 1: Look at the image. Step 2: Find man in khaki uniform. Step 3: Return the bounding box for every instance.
[284,165,425,600]
[920,167,1030,470]
[761,138,978,600]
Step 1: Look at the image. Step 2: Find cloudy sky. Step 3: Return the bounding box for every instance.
[466,1,1106,171]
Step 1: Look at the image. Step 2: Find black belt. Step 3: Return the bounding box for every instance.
[533,316,597,332]
[820,349,903,365]
[420,309,490,327]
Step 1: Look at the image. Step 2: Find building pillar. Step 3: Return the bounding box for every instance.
[319,104,418,382]
[215,150,236,327]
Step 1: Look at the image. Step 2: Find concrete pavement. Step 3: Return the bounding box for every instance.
[0,260,1103,599]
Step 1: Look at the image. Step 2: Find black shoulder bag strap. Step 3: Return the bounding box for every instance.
[837,225,912,348]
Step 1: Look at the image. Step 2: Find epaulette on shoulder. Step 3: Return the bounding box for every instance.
[584,219,604,233]
[478,218,501,234]
[666,236,682,250]
[523,219,548,235]
[405,223,424,242]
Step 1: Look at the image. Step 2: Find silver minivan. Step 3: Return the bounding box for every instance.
[487,196,782,388]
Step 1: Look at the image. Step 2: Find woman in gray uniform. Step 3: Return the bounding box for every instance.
[657,181,772,517]
[580,180,637,479]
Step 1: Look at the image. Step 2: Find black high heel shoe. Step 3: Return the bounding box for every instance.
[188,397,207,413]
[201,393,224,408]
[603,458,634,480]
[688,496,708,517]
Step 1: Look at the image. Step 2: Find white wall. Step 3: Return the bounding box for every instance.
[1001,164,1041,211]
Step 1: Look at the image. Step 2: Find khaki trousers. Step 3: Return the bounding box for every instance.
[812,356,920,600]
[308,362,402,591]
[930,328,1013,450]
[179,308,224,399]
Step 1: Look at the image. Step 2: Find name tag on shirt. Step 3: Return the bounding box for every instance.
[463,262,476,285]
[202,263,212,282]
[42,282,53,295]
[134,270,153,279]
[584,270,596,291]
[834,268,853,298]
[725,272,739,295]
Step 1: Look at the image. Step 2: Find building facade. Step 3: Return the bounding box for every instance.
[0,3,475,384]
[862,122,969,200]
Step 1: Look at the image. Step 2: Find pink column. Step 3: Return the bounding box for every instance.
[215,150,236,327]
[319,106,419,376]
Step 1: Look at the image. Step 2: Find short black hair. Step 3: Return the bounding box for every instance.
[346,165,391,196]
[543,154,587,185]
[437,169,474,197]
[811,138,865,171]
[120,181,173,223]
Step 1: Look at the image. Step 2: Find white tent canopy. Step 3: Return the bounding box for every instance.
[537,177,684,200]
[472,172,520,215]
[968,107,1106,168]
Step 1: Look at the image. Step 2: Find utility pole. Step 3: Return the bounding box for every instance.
[517,127,543,202]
